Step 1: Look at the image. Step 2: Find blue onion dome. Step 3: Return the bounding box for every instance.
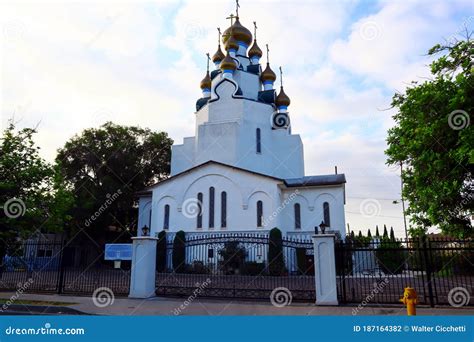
[275,86,290,107]
[222,18,252,46]
[248,39,262,58]
[212,45,225,63]
[220,52,237,71]
[200,71,211,90]
[260,63,276,82]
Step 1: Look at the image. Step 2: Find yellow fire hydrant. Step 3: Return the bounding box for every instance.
[400,287,418,315]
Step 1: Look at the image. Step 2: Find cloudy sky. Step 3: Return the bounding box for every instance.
[1,0,472,237]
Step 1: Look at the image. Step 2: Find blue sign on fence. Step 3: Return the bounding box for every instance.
[104,244,132,261]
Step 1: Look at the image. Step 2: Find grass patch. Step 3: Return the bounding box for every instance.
[0,298,78,306]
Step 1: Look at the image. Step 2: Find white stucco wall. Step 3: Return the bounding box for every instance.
[137,162,345,239]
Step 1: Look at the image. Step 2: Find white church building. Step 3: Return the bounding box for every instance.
[136,11,347,240]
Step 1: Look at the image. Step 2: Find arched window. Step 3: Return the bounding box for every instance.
[209,187,215,228]
[323,202,330,227]
[163,205,170,230]
[256,128,261,153]
[197,192,203,229]
[221,191,227,228]
[257,200,263,227]
[294,203,301,229]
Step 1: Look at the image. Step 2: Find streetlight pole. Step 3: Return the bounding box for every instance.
[400,161,409,241]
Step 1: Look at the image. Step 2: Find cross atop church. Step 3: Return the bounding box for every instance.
[279,66,283,87]
[226,13,236,25]
[206,53,210,72]
[235,0,240,17]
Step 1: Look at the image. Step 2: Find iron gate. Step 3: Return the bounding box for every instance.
[155,233,316,301]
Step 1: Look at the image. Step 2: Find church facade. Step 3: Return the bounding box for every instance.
[136,11,346,240]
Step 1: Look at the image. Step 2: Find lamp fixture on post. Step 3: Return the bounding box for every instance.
[141,225,150,237]
[319,221,328,234]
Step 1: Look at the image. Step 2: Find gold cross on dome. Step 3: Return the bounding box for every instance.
[226,13,236,25]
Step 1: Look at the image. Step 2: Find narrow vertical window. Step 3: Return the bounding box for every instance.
[323,202,330,227]
[148,208,152,228]
[197,193,203,229]
[294,203,301,229]
[257,200,263,227]
[256,128,261,153]
[221,191,227,228]
[163,205,170,230]
[209,187,215,228]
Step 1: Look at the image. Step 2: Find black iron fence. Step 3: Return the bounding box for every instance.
[336,237,474,306]
[155,233,316,301]
[0,241,130,296]
[0,236,473,307]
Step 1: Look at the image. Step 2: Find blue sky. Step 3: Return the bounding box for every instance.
[1,0,473,236]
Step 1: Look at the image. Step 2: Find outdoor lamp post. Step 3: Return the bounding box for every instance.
[319,221,328,234]
[141,225,150,236]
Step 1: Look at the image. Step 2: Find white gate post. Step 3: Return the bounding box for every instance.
[129,236,158,299]
[312,234,338,305]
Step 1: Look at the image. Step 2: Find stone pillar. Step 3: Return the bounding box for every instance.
[129,236,158,299]
[312,234,338,305]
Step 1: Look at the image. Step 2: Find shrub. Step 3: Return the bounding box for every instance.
[241,261,266,276]
[218,241,246,275]
[376,238,406,274]
[185,260,210,274]
[156,230,167,272]
[268,227,286,276]
[172,230,186,273]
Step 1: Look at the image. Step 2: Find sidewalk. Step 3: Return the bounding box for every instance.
[1,292,473,316]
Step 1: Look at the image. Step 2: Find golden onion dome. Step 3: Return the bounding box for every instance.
[200,71,211,90]
[275,87,290,107]
[260,63,276,82]
[225,34,239,51]
[248,39,262,58]
[212,45,225,63]
[222,18,252,46]
[220,52,237,71]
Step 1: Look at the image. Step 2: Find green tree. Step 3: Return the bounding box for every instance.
[0,122,73,253]
[218,241,247,275]
[390,227,396,241]
[386,38,474,237]
[156,230,167,272]
[56,122,173,240]
[268,227,286,276]
[172,230,186,273]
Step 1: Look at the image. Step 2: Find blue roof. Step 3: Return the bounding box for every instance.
[284,174,346,187]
